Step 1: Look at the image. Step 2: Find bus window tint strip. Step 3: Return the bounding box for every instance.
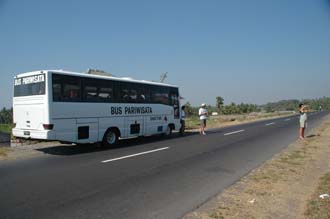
[14,74,45,97]
[52,73,178,105]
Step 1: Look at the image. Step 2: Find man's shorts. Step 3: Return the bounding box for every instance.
[201,119,207,127]
[300,119,307,128]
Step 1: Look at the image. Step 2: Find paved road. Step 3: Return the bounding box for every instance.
[0,111,328,219]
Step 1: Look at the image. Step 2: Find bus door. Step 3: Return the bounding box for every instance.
[126,116,144,137]
[169,89,180,119]
[76,118,99,143]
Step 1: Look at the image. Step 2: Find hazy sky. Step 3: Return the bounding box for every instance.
[1,0,330,108]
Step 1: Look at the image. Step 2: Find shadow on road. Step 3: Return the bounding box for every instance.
[36,132,197,156]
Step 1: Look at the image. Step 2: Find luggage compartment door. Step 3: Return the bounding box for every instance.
[76,118,98,143]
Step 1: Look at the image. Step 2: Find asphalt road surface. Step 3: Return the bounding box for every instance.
[0,111,328,219]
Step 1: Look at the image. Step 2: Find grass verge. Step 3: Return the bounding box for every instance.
[0,124,13,134]
[185,112,294,130]
[305,172,330,219]
[0,147,10,157]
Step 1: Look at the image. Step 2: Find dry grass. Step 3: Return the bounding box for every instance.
[305,173,330,219]
[0,147,10,157]
[185,112,294,130]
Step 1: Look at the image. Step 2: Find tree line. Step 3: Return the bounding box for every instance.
[184,96,330,117]
[262,97,330,112]
[0,107,13,124]
[184,96,259,116]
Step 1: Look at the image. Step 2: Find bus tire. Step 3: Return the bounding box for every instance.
[165,125,173,137]
[102,128,119,147]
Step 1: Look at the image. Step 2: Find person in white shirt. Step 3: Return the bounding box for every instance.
[199,103,208,135]
[299,103,308,140]
[180,105,186,135]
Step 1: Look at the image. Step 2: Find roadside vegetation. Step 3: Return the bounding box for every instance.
[0,124,13,134]
[0,107,13,124]
[0,107,13,135]
[185,111,293,130]
[305,172,330,219]
[183,96,330,130]
[0,147,10,157]
[184,96,330,117]
[263,97,330,112]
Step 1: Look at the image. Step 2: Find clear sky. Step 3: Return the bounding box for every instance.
[1,0,330,108]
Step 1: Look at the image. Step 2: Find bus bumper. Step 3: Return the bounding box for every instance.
[12,128,55,140]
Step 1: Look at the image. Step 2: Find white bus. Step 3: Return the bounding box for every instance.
[12,70,182,146]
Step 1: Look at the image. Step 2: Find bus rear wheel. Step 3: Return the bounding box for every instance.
[165,125,173,136]
[102,128,119,147]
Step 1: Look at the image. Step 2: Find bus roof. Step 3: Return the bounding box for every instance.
[15,70,179,88]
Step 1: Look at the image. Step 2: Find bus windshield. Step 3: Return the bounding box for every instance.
[14,74,45,97]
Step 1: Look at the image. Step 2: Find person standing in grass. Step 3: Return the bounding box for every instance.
[299,103,308,140]
[199,103,208,135]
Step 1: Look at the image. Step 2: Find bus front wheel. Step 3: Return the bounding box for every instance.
[102,128,119,147]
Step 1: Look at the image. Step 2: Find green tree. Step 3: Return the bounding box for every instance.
[0,107,13,124]
[183,102,196,117]
[216,96,224,113]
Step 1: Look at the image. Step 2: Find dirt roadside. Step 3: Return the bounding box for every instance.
[0,141,64,162]
[184,115,330,219]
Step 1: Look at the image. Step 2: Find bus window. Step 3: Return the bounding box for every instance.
[170,88,180,118]
[98,87,113,101]
[169,88,179,106]
[52,74,63,101]
[120,86,130,102]
[84,85,98,101]
[53,74,81,102]
[83,78,113,102]
[120,82,138,103]
[138,85,151,103]
[14,74,45,97]
[52,83,62,101]
[151,86,169,105]
[129,88,138,102]
[118,82,153,103]
[63,82,81,101]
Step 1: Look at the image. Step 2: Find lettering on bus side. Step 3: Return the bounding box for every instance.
[110,106,153,115]
[150,116,161,121]
[111,107,122,115]
[14,74,45,86]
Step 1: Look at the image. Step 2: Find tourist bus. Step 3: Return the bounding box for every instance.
[12,70,181,146]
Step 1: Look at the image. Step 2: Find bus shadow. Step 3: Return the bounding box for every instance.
[36,132,198,156]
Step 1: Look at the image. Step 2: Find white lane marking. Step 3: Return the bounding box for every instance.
[102,147,170,163]
[224,130,245,136]
[265,122,275,126]
[284,118,291,121]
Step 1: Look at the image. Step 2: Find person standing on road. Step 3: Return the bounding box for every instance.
[199,103,208,135]
[180,105,186,135]
[299,103,308,140]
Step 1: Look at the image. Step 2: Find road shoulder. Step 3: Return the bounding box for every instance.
[184,115,330,219]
